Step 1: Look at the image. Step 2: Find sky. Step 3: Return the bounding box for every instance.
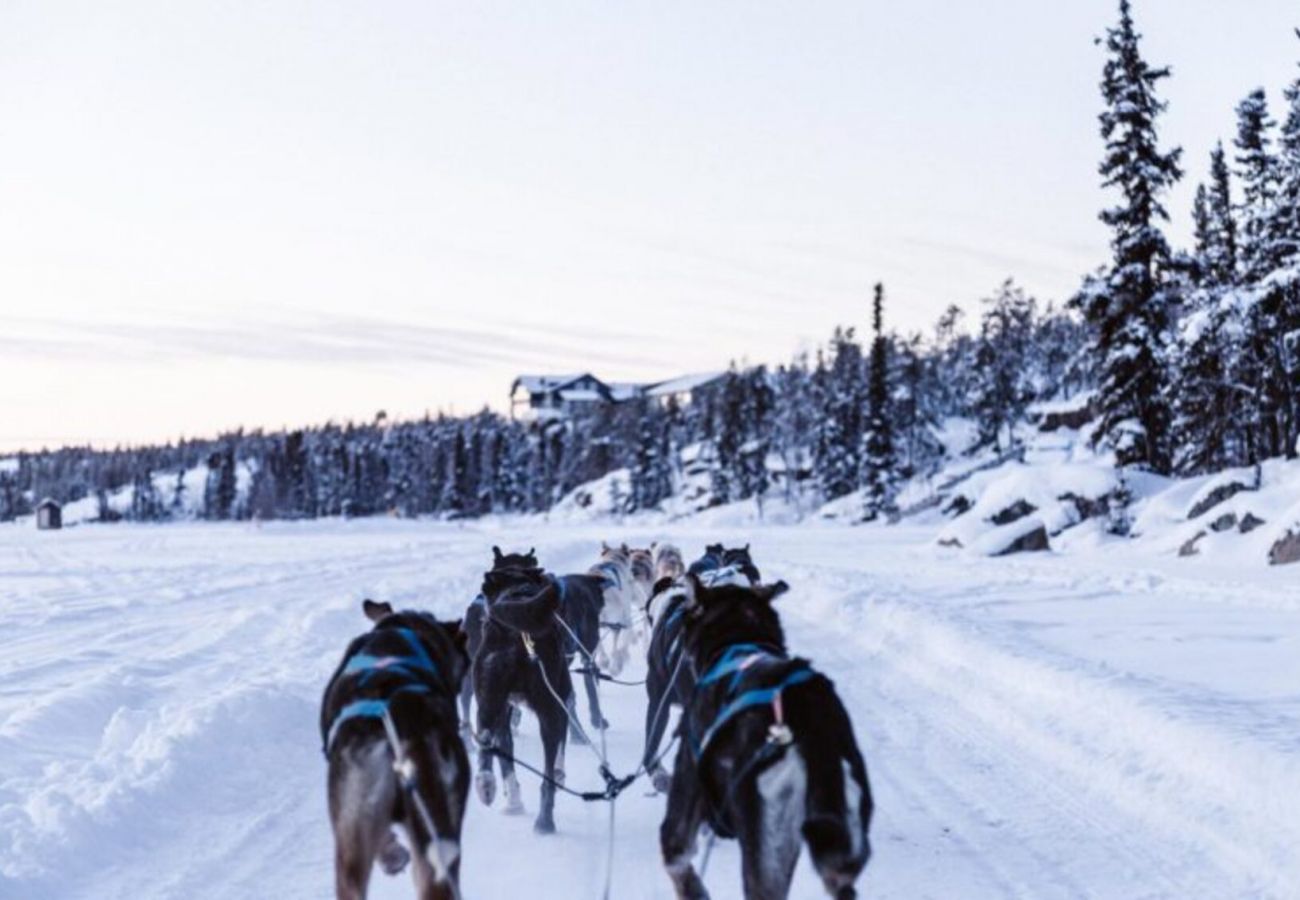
[1,0,1298,451]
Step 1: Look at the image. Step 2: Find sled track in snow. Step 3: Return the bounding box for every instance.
[2,520,1297,899]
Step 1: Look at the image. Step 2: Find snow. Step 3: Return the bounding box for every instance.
[2,519,1298,899]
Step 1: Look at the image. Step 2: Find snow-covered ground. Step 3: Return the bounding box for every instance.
[2,519,1298,899]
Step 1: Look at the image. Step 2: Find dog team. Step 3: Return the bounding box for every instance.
[319,540,874,900]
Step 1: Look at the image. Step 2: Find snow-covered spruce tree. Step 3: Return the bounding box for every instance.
[629,398,673,512]
[861,283,896,521]
[817,328,865,501]
[772,358,814,511]
[204,445,237,520]
[887,332,944,482]
[1073,0,1182,473]
[1172,144,1246,474]
[1205,143,1239,284]
[1234,89,1279,280]
[1270,44,1300,456]
[1233,87,1299,458]
[971,279,1038,453]
[709,369,745,506]
[738,366,774,514]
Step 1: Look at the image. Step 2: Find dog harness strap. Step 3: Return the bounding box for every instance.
[694,668,815,758]
[595,561,622,590]
[340,627,441,688]
[324,683,433,754]
[696,643,773,688]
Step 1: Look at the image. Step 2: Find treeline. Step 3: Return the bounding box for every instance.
[0,285,1087,524]
[1078,2,1300,476]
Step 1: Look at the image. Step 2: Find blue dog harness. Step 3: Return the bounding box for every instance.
[323,627,444,755]
[592,560,623,591]
[688,643,816,761]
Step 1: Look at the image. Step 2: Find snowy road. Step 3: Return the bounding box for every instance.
[2,520,1298,899]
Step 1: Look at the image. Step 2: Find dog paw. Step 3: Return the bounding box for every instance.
[378,831,410,875]
[651,768,672,794]
[476,771,496,806]
[533,816,556,835]
[592,715,610,731]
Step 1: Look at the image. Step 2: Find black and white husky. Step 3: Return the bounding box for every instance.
[320,599,470,900]
[659,575,873,900]
[472,549,572,834]
[643,545,761,792]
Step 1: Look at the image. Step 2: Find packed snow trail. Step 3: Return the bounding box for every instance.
[2,520,1298,899]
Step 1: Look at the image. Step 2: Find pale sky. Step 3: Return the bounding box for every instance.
[1,1,1297,450]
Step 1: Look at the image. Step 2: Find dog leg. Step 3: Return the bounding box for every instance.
[585,667,609,731]
[498,719,525,815]
[329,743,397,900]
[643,671,673,789]
[534,709,566,834]
[740,750,805,900]
[378,828,410,875]
[474,726,497,807]
[566,694,589,745]
[660,746,710,900]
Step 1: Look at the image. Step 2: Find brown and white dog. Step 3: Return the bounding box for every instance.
[320,600,470,900]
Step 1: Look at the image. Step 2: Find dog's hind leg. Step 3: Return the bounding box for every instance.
[533,708,566,834]
[496,712,525,815]
[659,745,710,900]
[802,755,872,899]
[584,666,609,731]
[474,681,508,807]
[403,739,466,900]
[328,743,398,900]
[643,670,673,792]
[458,678,473,738]
[565,693,589,745]
[739,749,806,900]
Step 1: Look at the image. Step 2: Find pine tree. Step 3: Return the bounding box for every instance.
[1234,87,1299,458]
[738,367,774,513]
[1205,143,1239,283]
[1172,141,1254,474]
[861,283,896,521]
[971,280,1038,452]
[1234,89,1279,280]
[817,328,865,501]
[1074,0,1182,472]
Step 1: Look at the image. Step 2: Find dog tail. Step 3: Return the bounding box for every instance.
[486,581,560,633]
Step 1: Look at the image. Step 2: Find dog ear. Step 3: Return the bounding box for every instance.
[601,540,609,551]
[682,573,705,614]
[363,598,394,622]
[528,547,536,559]
[492,545,503,563]
[753,581,789,604]
[650,541,657,551]
[621,542,630,554]
[744,543,751,552]
[445,618,468,652]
